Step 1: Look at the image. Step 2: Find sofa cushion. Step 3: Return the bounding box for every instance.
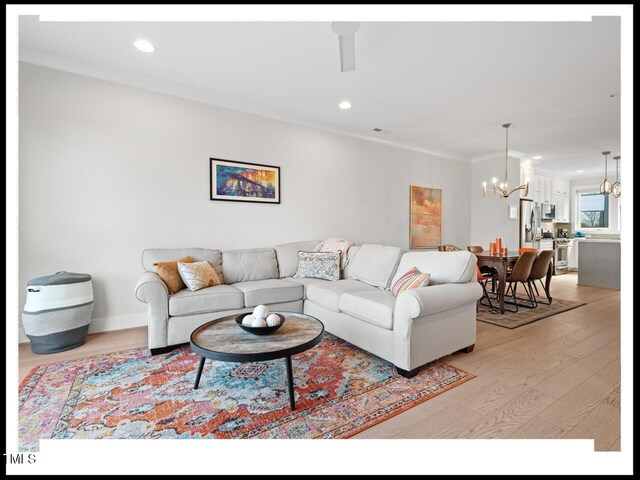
[339,290,396,330]
[347,244,403,289]
[232,279,303,307]
[306,279,378,312]
[282,277,330,299]
[221,248,279,284]
[143,248,221,272]
[391,251,476,286]
[341,245,360,279]
[169,284,244,316]
[275,240,320,278]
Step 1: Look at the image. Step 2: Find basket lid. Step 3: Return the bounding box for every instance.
[27,271,92,286]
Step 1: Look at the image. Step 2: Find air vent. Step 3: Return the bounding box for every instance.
[372,128,391,134]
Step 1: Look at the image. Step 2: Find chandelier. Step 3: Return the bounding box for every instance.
[599,151,612,196]
[482,123,529,198]
[612,155,621,198]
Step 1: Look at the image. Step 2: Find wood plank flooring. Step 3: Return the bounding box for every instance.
[17,273,620,450]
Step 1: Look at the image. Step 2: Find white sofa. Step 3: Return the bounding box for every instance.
[135,241,481,377]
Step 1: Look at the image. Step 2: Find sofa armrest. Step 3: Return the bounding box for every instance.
[394,282,482,321]
[135,272,169,349]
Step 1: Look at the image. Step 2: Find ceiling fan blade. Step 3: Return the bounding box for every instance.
[338,34,356,72]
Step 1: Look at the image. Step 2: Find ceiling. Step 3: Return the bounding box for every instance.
[19,16,621,179]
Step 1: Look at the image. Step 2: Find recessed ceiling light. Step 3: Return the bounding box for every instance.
[532,155,542,160]
[338,101,352,110]
[134,39,155,53]
[576,170,585,173]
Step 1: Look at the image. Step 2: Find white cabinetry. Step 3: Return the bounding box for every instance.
[534,174,553,203]
[552,178,570,196]
[552,195,570,222]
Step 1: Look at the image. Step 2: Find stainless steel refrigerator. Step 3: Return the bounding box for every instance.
[520,199,541,249]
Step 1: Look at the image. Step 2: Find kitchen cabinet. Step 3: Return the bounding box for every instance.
[552,178,570,196]
[534,174,553,203]
[552,195,570,222]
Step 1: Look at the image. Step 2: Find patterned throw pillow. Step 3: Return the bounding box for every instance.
[177,261,222,292]
[294,251,341,281]
[391,267,430,297]
[154,256,193,294]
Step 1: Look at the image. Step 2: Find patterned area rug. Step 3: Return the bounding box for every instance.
[19,334,474,450]
[477,297,586,329]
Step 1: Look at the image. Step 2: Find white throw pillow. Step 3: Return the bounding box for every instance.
[348,244,403,289]
[294,251,341,281]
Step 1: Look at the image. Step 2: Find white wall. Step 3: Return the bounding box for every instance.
[469,156,522,250]
[18,63,471,340]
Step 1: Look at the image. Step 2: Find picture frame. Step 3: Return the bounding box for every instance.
[508,204,519,221]
[409,185,442,249]
[210,158,280,204]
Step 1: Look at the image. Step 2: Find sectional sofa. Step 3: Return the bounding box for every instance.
[135,241,481,377]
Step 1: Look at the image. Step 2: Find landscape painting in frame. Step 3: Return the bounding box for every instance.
[410,185,442,249]
[210,158,280,204]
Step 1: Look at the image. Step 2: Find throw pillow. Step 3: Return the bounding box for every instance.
[294,251,341,281]
[177,260,222,292]
[154,256,193,294]
[391,266,430,297]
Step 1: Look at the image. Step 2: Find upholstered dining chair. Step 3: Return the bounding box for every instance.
[526,250,555,306]
[503,250,538,312]
[437,245,462,252]
[468,245,498,292]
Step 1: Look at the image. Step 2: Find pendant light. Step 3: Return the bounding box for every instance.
[482,123,529,198]
[612,155,621,198]
[599,151,612,196]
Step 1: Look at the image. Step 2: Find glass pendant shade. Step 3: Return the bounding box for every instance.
[599,151,612,196]
[612,155,621,198]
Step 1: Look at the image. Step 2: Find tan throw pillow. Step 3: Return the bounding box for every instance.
[154,256,193,294]
[213,264,224,284]
[177,261,222,292]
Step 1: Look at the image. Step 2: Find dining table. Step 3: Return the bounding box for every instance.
[475,250,553,314]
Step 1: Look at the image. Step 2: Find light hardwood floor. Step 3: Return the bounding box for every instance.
[18,272,620,450]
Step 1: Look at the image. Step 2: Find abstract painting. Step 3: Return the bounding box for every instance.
[210,158,280,204]
[410,185,442,248]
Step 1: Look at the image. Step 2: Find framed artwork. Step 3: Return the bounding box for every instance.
[210,158,280,204]
[409,185,442,249]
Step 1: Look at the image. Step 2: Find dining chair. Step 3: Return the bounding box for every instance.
[502,251,538,312]
[437,245,461,252]
[476,265,497,312]
[468,245,498,291]
[518,247,537,254]
[526,250,555,306]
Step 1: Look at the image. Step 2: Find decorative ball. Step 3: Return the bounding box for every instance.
[266,313,281,327]
[251,317,267,328]
[253,304,269,319]
[242,314,256,326]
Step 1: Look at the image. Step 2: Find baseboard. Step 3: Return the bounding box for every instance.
[18,313,146,344]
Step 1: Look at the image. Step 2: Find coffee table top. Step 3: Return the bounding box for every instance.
[190,311,324,362]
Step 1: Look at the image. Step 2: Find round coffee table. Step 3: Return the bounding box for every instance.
[189,311,324,410]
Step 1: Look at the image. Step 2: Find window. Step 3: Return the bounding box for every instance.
[579,193,609,228]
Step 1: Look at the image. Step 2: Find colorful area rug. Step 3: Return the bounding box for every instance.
[477,297,586,329]
[19,334,473,450]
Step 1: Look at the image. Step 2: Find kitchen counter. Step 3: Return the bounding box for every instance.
[574,239,621,243]
[577,240,620,290]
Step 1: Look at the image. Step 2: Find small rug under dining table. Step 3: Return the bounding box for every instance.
[18,334,474,450]
[476,297,586,329]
